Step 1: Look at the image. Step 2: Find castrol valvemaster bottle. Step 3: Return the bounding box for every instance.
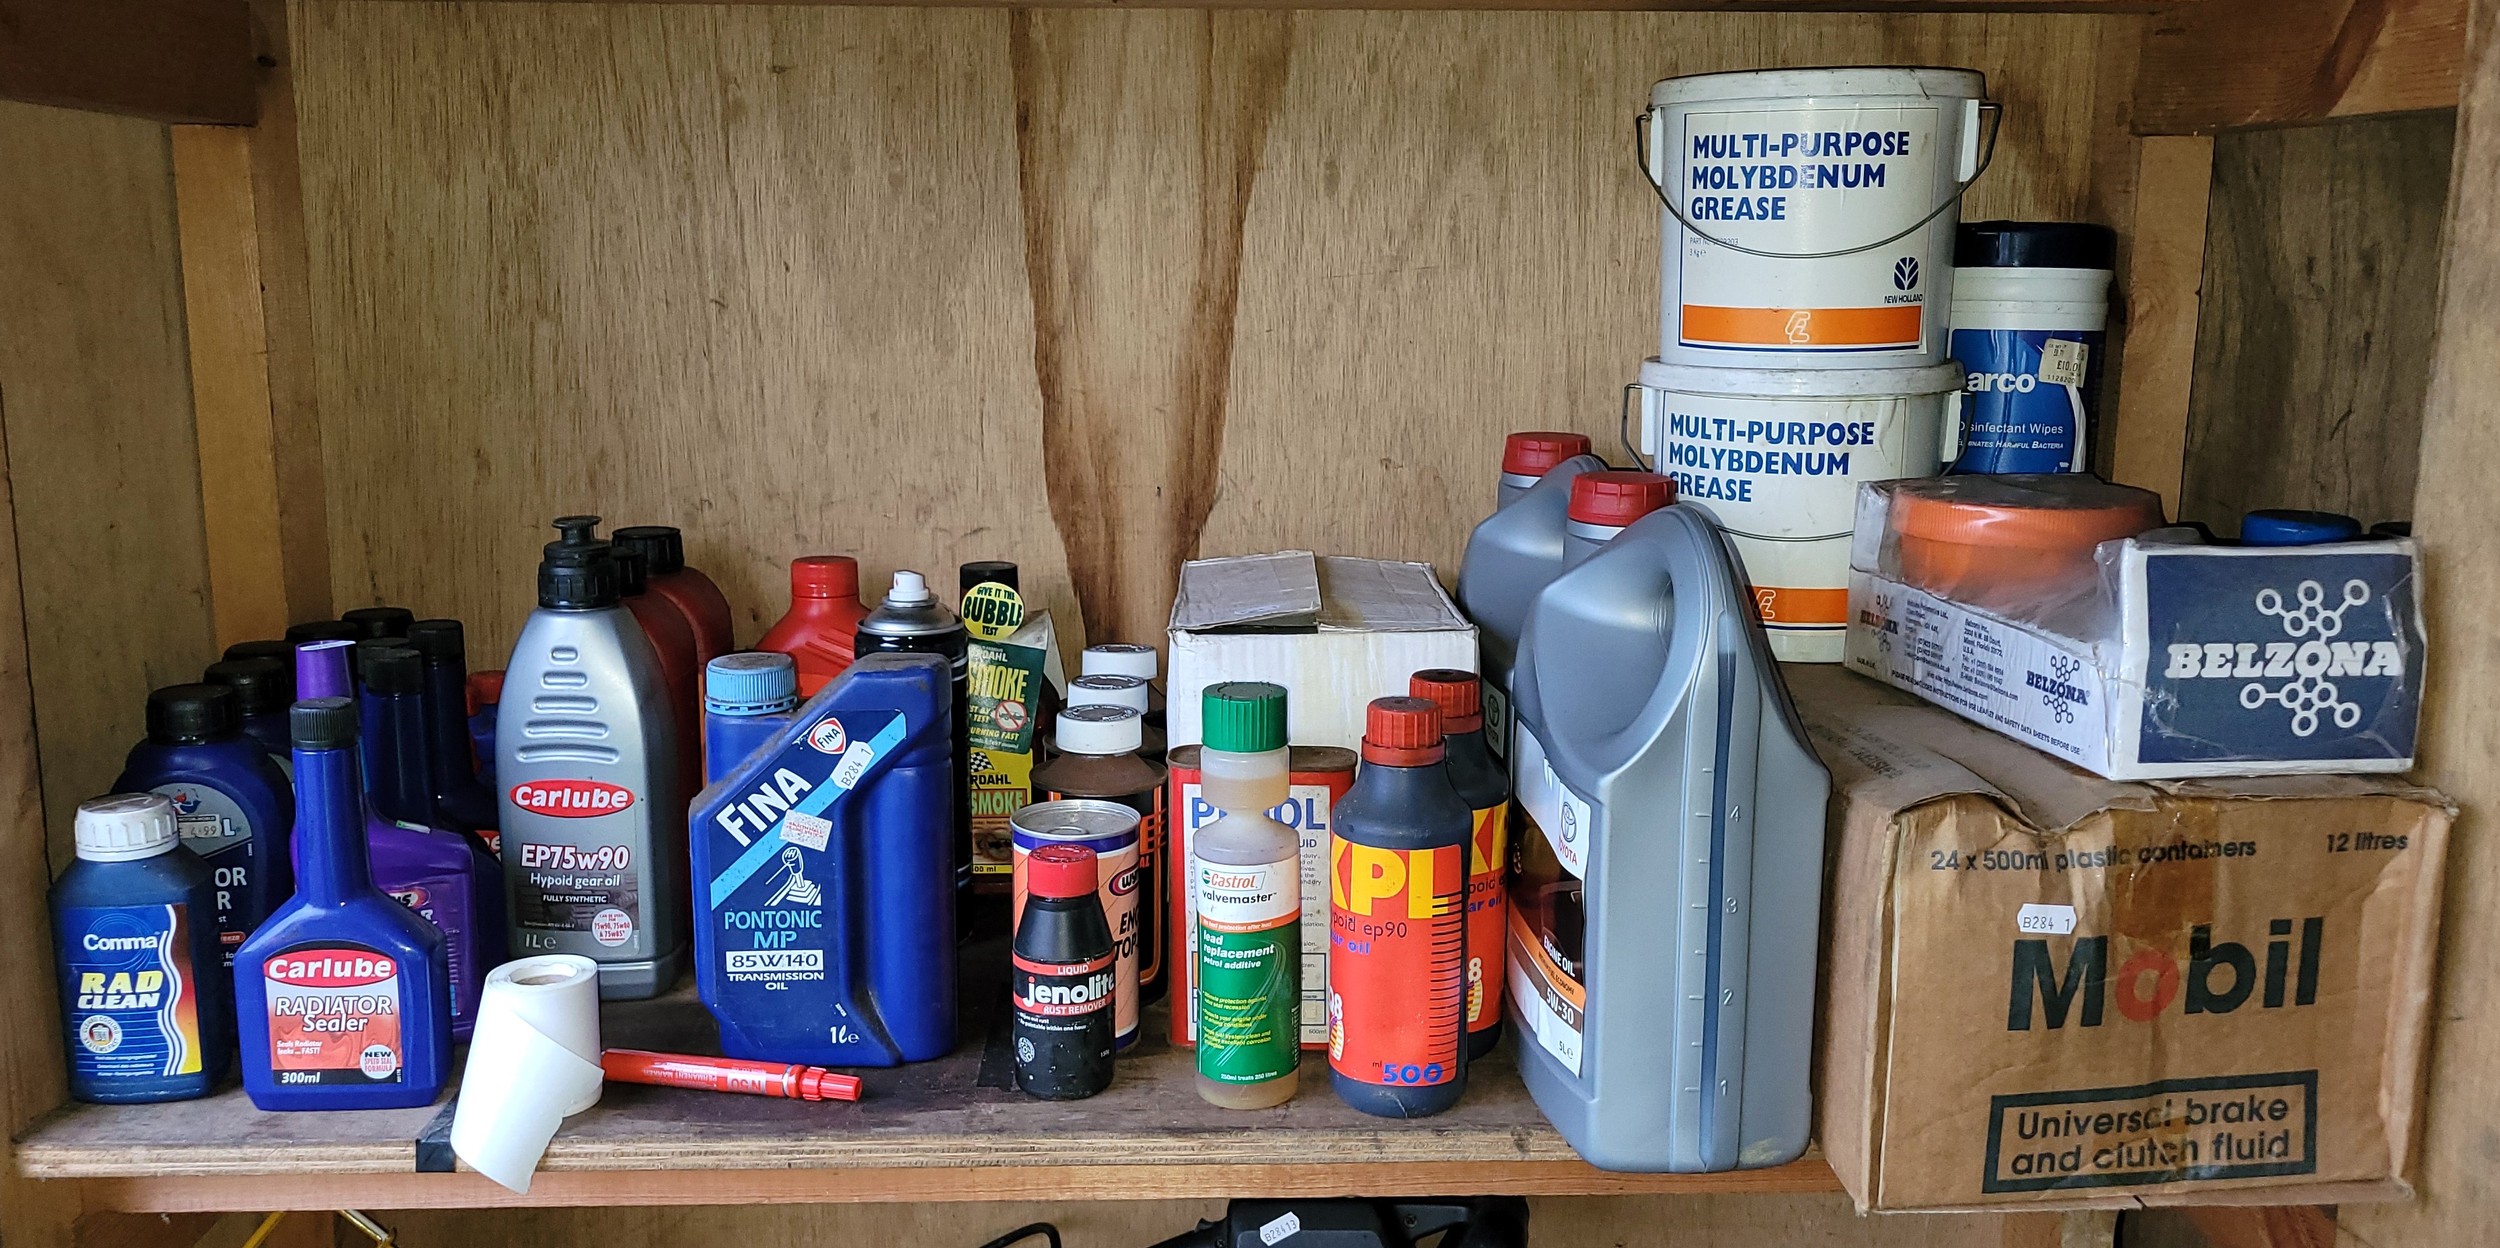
[498,516,689,999]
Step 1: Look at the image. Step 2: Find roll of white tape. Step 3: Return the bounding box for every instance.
[449,955,605,1193]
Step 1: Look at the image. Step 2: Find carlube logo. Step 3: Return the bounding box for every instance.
[510,779,635,818]
[2007,918,2323,1031]
[266,949,396,987]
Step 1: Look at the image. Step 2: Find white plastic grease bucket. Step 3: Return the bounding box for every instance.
[1643,67,1996,369]
[1632,357,1962,662]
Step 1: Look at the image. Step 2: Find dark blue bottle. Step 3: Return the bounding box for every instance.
[235,698,452,1110]
[690,652,956,1065]
[405,620,500,843]
[703,652,802,786]
[204,657,294,773]
[114,684,295,969]
[52,793,236,1102]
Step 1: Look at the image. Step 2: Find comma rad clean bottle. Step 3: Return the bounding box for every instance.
[51,794,235,1103]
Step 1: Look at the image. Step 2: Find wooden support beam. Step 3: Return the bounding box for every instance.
[0,0,256,125]
[2135,0,2466,133]
[2106,133,2212,517]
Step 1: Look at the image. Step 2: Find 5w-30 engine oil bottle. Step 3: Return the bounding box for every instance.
[1457,432,1606,764]
[1507,502,1830,1172]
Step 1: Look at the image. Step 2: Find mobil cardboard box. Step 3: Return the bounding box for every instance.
[1793,666,2449,1212]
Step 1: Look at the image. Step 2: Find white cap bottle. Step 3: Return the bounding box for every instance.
[74,793,180,862]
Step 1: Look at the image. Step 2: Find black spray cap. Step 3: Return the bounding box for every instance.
[291,697,358,750]
[203,657,292,714]
[361,645,425,695]
[285,619,361,645]
[341,606,416,640]
[406,619,466,665]
[613,526,685,576]
[146,683,240,745]
[1955,221,2118,270]
[960,561,1019,597]
[223,638,295,666]
[538,515,620,610]
[352,636,409,685]
[616,546,650,595]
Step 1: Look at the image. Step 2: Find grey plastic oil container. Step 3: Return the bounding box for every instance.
[1456,451,1606,764]
[1506,502,1830,1172]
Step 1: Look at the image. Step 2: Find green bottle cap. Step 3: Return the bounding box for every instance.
[1202,681,1288,753]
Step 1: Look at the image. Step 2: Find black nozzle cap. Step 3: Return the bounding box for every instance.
[341,606,416,640]
[285,619,361,645]
[203,657,292,714]
[615,546,650,595]
[146,683,240,745]
[223,639,295,666]
[290,697,358,750]
[539,515,620,609]
[361,645,425,695]
[613,526,685,576]
[960,561,1019,597]
[405,619,466,664]
[352,636,409,684]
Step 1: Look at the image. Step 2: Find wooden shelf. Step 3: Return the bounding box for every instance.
[15,947,1837,1213]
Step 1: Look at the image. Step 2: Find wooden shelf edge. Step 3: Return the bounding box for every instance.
[57,1159,1842,1213]
[338,0,2176,11]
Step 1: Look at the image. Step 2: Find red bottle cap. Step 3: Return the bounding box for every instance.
[466,669,505,717]
[1363,695,1445,766]
[1568,471,1676,528]
[1502,431,1594,478]
[1026,844,1100,900]
[1408,669,1483,733]
[790,555,860,600]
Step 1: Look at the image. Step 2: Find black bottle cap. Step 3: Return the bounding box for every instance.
[960,561,1019,597]
[285,619,361,645]
[352,636,409,685]
[341,606,416,640]
[291,697,358,750]
[1955,221,2118,270]
[406,619,466,664]
[361,645,425,695]
[616,546,650,596]
[223,638,295,666]
[146,683,240,745]
[538,515,620,610]
[203,657,292,714]
[613,526,685,576]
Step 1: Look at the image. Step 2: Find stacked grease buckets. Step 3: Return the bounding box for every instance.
[1633,68,1994,662]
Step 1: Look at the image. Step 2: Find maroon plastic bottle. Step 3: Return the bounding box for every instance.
[614,526,734,665]
[617,545,702,794]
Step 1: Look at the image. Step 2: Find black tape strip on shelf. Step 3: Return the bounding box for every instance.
[415,1099,459,1172]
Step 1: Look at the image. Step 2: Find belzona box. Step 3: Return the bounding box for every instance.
[1794,667,2449,1212]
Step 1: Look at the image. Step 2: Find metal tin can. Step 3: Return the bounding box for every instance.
[1012,799,1143,1049]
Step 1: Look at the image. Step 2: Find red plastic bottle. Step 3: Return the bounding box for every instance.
[757,556,871,696]
[616,546,702,792]
[614,526,734,665]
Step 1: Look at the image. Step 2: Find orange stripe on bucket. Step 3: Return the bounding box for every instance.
[1682,305,1924,350]
[1752,586,1849,626]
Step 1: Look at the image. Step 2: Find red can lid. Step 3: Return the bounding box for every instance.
[466,669,505,717]
[790,555,860,600]
[1026,843,1100,900]
[1364,695,1445,765]
[1408,669,1483,732]
[1502,431,1594,478]
[1568,471,1676,527]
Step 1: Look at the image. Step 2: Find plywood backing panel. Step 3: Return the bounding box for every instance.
[0,101,215,860]
[293,2,2132,664]
[2177,111,2452,536]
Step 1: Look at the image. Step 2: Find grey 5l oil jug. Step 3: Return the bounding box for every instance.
[1507,502,1829,1172]
[1457,433,1607,764]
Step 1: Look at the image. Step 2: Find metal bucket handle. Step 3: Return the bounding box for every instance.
[1635,100,2003,262]
[1619,382,1653,472]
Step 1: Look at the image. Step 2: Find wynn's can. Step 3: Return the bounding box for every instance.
[1011,799,1143,1050]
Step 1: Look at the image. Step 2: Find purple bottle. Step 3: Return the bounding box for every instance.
[297,640,491,1040]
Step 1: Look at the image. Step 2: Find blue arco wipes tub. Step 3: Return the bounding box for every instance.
[1946,221,2117,474]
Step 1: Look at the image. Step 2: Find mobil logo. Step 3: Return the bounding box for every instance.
[266,947,397,987]
[2007,917,2324,1031]
[510,779,636,818]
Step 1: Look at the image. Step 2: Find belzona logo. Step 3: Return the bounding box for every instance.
[510,779,635,818]
[266,948,395,987]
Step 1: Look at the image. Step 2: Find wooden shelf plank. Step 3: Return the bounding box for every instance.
[351,0,2172,10]
[0,0,257,125]
[2134,0,2466,132]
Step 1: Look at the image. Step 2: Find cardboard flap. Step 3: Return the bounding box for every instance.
[1313,556,1467,631]
[1169,552,1322,631]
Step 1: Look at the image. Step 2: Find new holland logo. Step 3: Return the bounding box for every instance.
[1893,256,1921,290]
[2161,579,2404,737]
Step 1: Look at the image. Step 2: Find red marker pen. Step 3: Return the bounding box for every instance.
[601,1049,862,1102]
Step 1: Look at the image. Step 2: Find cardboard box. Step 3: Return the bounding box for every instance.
[1795,666,2449,1212]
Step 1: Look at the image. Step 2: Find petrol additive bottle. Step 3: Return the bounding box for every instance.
[689,652,956,1065]
[1328,697,1471,1119]
[357,644,500,1040]
[1034,704,1168,1009]
[1079,643,1165,740]
[1457,432,1607,765]
[405,620,501,849]
[114,683,295,970]
[759,555,871,696]
[235,698,452,1110]
[51,793,235,1103]
[855,570,973,917]
[1012,843,1116,1101]
[1410,670,1511,1061]
[703,651,802,786]
[1192,681,1301,1110]
[1508,501,1829,1172]
[203,656,294,775]
[499,516,689,1000]
[614,525,735,666]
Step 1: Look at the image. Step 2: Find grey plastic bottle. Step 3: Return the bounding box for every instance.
[1456,447,1607,764]
[497,516,688,999]
[1506,502,1830,1173]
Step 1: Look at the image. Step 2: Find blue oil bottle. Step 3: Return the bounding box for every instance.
[405,620,501,844]
[203,656,294,772]
[51,793,236,1102]
[704,652,802,785]
[114,684,295,969]
[690,652,956,1066]
[235,698,453,1110]
[359,644,504,1041]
